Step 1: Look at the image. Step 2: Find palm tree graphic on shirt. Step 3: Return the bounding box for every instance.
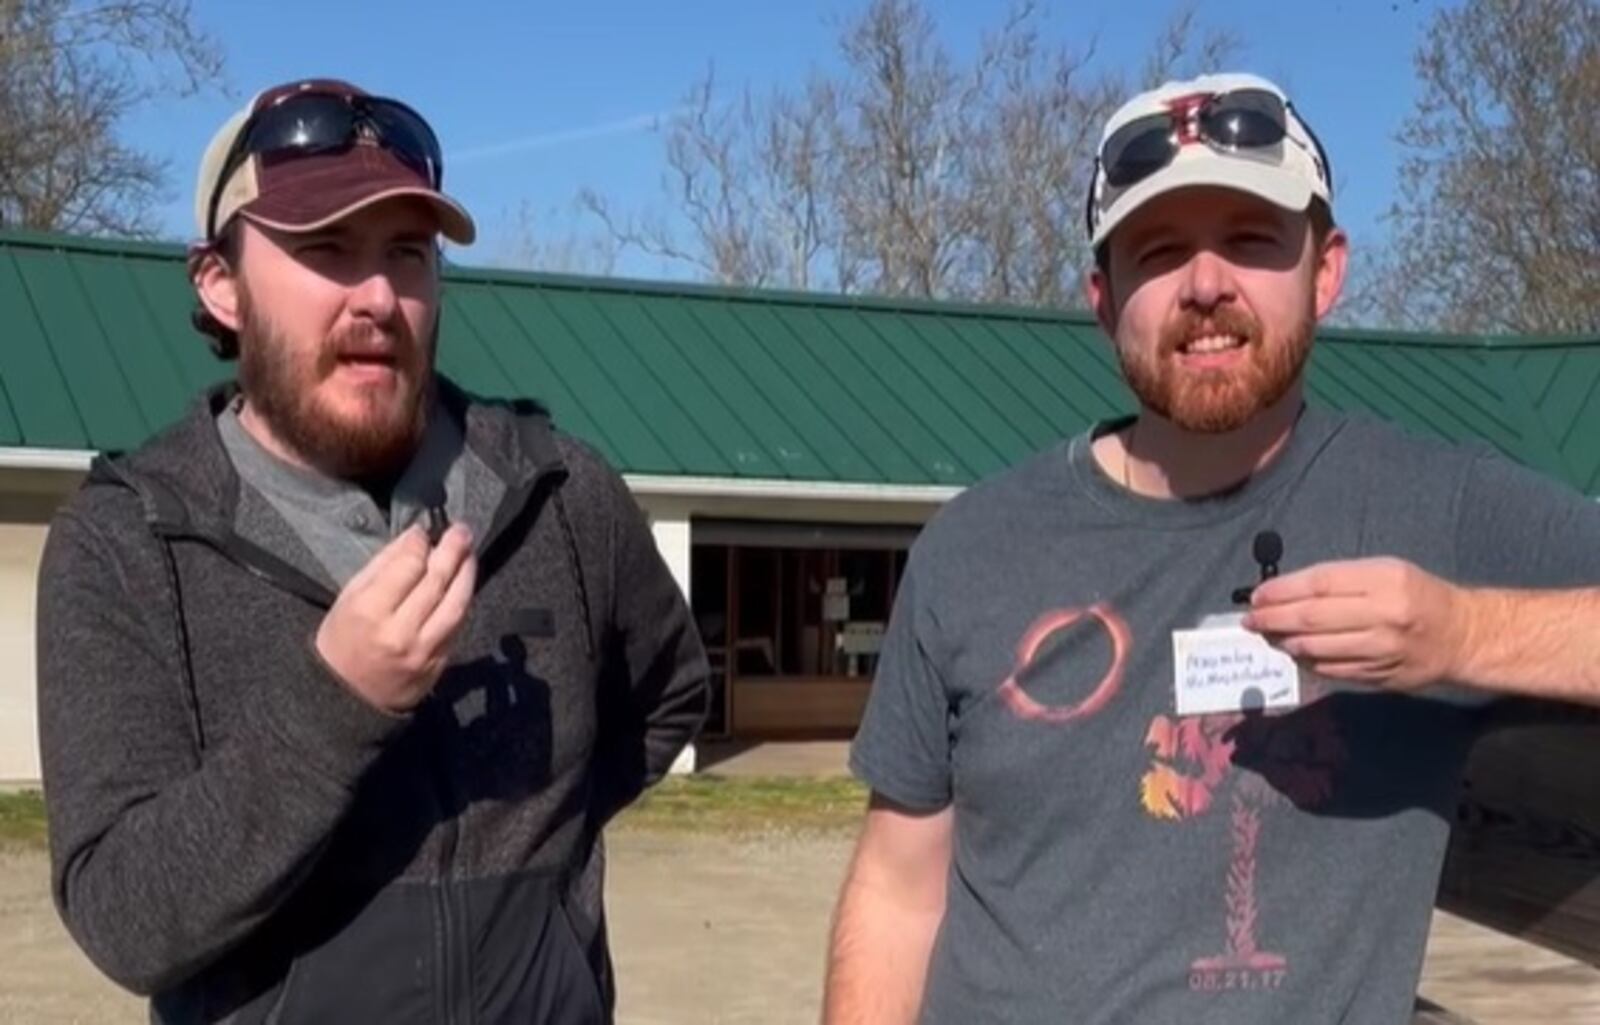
[1140,699,1348,988]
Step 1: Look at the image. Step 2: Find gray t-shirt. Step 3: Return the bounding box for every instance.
[850,405,1600,1025]
[216,397,503,588]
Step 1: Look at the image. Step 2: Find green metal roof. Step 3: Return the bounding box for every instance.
[4,227,1600,493]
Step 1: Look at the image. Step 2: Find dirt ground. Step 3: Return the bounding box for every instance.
[2,832,1597,1025]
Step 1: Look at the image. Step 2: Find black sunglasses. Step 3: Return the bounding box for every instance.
[1085,89,1333,239]
[206,91,445,239]
[1105,89,1291,187]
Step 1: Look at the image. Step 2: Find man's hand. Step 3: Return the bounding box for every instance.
[1242,557,1467,690]
[315,523,477,713]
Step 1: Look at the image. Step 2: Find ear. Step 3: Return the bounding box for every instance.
[192,245,243,333]
[1313,227,1350,321]
[1087,265,1118,338]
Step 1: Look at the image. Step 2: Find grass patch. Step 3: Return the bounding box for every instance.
[616,775,869,836]
[0,789,48,849]
[0,778,869,850]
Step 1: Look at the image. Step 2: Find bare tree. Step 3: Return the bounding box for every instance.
[494,200,620,276]
[1349,0,1599,334]
[831,0,964,297]
[0,0,223,236]
[581,71,841,289]
[959,5,1234,306]
[582,0,1234,303]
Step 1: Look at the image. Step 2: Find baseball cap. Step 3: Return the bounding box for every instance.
[194,78,475,245]
[1086,72,1332,248]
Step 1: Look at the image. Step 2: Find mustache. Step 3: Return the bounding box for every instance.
[316,320,418,372]
[1159,306,1263,356]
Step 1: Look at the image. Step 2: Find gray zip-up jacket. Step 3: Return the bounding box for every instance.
[35,379,709,1023]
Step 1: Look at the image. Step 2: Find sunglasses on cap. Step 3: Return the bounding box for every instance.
[205,90,445,239]
[1101,88,1331,188]
[1084,87,1333,242]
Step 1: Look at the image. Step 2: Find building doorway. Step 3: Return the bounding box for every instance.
[690,520,917,738]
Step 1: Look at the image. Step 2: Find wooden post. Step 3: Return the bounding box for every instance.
[726,546,739,735]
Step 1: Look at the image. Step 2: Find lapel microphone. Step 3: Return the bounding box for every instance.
[423,482,450,546]
[1231,530,1283,605]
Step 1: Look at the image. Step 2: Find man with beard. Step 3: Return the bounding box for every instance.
[35,79,708,1024]
[824,72,1600,1025]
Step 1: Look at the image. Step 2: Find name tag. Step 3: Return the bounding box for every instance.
[1172,613,1300,717]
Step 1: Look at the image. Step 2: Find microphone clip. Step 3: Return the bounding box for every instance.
[1231,530,1283,605]
[423,483,450,546]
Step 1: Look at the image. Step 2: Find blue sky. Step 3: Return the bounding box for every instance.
[123,0,1441,280]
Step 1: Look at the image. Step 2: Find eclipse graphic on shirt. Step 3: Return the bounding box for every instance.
[996,603,1131,724]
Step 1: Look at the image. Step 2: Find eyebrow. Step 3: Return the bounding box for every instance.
[1224,208,1290,232]
[1123,225,1180,253]
[293,226,353,245]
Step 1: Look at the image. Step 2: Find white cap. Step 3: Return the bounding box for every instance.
[1087,72,1332,248]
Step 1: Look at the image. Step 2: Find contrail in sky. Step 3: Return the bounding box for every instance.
[452,107,693,164]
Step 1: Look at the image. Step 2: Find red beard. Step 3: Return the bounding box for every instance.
[236,292,435,481]
[1117,304,1314,433]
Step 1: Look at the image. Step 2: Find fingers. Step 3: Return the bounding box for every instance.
[417,544,477,655]
[317,521,478,713]
[1304,657,1401,684]
[392,524,475,634]
[1273,627,1381,663]
[1243,596,1376,637]
[1246,595,1397,673]
[1249,558,1397,607]
[1242,557,1453,692]
[346,525,433,614]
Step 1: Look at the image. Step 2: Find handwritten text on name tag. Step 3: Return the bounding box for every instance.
[1172,624,1300,717]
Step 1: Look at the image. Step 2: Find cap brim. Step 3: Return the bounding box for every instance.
[244,185,476,245]
[1092,157,1314,248]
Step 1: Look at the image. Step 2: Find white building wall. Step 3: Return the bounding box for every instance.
[0,521,49,784]
[639,496,696,774]
[0,470,83,785]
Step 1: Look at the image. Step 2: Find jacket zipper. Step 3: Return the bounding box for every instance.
[436,762,462,1025]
